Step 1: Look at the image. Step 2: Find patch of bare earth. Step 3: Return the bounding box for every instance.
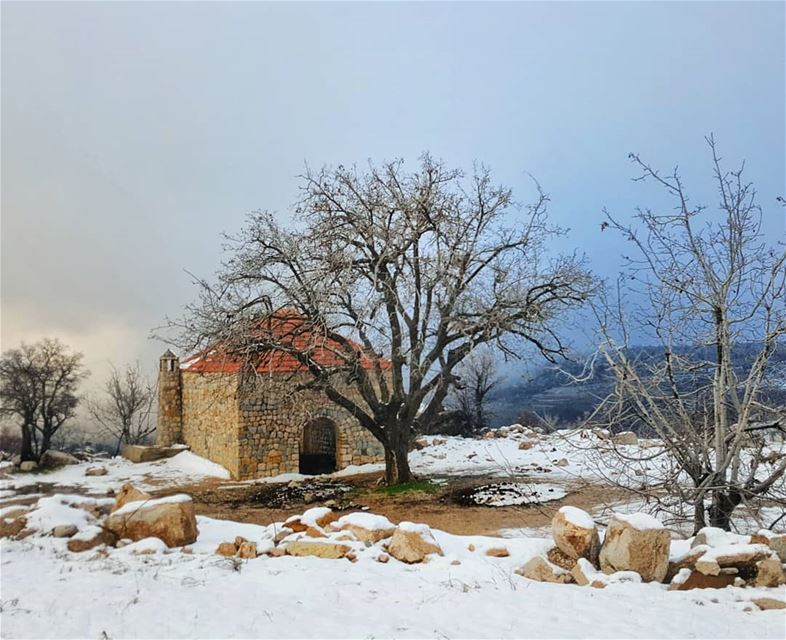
[154,473,630,536]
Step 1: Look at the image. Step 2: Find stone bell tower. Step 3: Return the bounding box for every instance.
[156,349,183,446]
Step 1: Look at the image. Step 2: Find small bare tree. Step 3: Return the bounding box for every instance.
[169,155,594,483]
[0,339,87,461]
[445,350,501,435]
[87,363,155,455]
[595,137,786,532]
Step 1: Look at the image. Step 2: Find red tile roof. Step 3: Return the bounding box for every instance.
[181,309,390,374]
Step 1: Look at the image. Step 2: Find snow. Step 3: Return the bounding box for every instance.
[0,450,230,494]
[286,506,332,527]
[118,536,170,554]
[335,512,394,531]
[615,511,665,530]
[699,543,773,562]
[2,519,784,639]
[112,493,193,517]
[559,505,595,529]
[24,494,96,533]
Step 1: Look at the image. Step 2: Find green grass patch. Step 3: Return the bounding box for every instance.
[374,479,441,495]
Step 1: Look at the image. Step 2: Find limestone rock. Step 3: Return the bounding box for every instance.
[216,542,237,557]
[753,598,786,611]
[376,553,390,563]
[111,484,152,513]
[611,431,638,446]
[104,495,198,547]
[570,558,598,586]
[386,523,443,564]
[85,467,108,477]
[694,544,773,580]
[666,547,707,582]
[18,461,38,472]
[121,445,184,463]
[518,441,535,450]
[755,558,785,587]
[52,524,78,538]
[273,527,294,543]
[668,568,736,590]
[519,556,571,584]
[751,530,786,563]
[285,540,351,559]
[67,526,117,552]
[0,515,28,538]
[599,513,670,582]
[486,547,510,558]
[267,547,287,557]
[547,546,577,571]
[552,506,600,564]
[334,513,396,543]
[238,541,258,559]
[39,450,80,468]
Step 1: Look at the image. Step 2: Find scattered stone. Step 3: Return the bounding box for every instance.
[668,568,736,590]
[0,515,28,538]
[451,559,461,566]
[85,467,108,477]
[52,524,78,538]
[555,458,569,467]
[376,553,390,563]
[181,546,193,554]
[611,431,638,446]
[413,438,429,450]
[40,450,80,468]
[267,547,287,557]
[386,523,443,564]
[19,461,38,472]
[273,527,294,543]
[285,540,351,559]
[334,513,396,543]
[216,542,237,557]
[486,547,510,558]
[104,495,198,547]
[111,483,152,513]
[237,541,258,559]
[755,558,785,587]
[345,551,358,563]
[468,544,476,552]
[519,556,571,584]
[518,441,535,450]
[547,546,577,570]
[552,506,600,564]
[599,513,670,583]
[121,445,184,463]
[753,598,786,611]
[67,526,117,552]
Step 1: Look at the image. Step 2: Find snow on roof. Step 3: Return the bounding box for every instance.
[181,308,391,374]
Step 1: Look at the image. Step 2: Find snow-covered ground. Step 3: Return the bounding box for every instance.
[2,510,785,639]
[1,429,785,639]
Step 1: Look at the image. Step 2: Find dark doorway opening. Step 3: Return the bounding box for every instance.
[299,417,337,475]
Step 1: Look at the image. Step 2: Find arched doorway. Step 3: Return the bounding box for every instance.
[299,417,337,475]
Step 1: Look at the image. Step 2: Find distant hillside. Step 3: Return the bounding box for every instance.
[489,342,786,429]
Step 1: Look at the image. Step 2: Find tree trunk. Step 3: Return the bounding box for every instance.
[692,500,707,535]
[384,444,412,484]
[20,423,34,462]
[708,490,741,531]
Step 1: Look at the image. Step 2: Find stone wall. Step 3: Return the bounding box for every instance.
[236,372,384,479]
[180,371,241,478]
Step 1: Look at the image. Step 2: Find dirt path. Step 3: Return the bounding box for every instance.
[156,472,632,536]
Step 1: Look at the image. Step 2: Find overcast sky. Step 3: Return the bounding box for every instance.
[2,1,784,388]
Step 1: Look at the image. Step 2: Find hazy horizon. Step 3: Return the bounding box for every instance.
[2,1,784,394]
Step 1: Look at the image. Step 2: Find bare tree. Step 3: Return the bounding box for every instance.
[444,350,501,435]
[87,363,156,455]
[594,136,786,532]
[170,155,594,483]
[0,339,87,461]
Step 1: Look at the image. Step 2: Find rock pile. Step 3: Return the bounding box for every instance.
[519,506,785,597]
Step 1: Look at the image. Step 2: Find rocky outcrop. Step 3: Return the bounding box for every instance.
[519,556,572,584]
[104,494,197,547]
[599,513,670,582]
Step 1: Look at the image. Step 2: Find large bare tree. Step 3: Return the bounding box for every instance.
[594,137,786,531]
[0,339,87,461]
[87,363,156,455]
[172,156,593,483]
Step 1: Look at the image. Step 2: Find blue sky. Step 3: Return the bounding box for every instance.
[2,1,784,382]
